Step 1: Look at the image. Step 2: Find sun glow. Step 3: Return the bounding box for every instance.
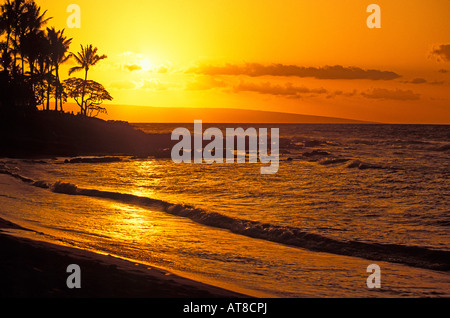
[140,59,153,72]
[43,0,450,124]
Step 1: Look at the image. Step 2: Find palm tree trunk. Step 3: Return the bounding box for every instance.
[81,68,88,116]
[46,79,50,111]
[5,32,11,54]
[54,66,59,111]
[59,82,64,112]
[29,60,35,95]
[12,33,18,76]
[3,33,11,75]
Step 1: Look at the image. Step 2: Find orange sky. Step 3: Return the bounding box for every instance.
[42,0,450,123]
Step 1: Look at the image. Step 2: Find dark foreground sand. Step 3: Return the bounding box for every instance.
[0,217,249,298]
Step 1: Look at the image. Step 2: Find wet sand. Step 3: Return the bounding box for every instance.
[0,217,249,298]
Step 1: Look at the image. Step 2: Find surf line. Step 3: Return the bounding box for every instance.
[171,120,279,174]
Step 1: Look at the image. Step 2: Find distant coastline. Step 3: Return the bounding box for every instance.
[61,103,375,124]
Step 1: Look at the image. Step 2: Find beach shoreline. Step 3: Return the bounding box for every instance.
[0,217,250,298]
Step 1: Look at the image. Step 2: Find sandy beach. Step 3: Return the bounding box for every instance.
[0,217,249,298]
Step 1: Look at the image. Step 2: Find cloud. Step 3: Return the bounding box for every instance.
[110,80,136,90]
[155,65,168,73]
[409,78,427,84]
[125,64,142,72]
[361,88,420,101]
[189,63,401,80]
[141,79,167,91]
[232,81,328,98]
[438,69,448,74]
[431,44,450,62]
[185,76,227,90]
[326,89,358,99]
[402,78,445,85]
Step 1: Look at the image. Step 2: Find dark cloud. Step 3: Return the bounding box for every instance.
[125,64,142,72]
[431,81,445,85]
[189,63,401,80]
[361,88,420,101]
[402,78,445,85]
[232,82,328,98]
[438,69,448,73]
[326,90,358,99]
[431,44,450,62]
[229,81,423,101]
[409,78,427,84]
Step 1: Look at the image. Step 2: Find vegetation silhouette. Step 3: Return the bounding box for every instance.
[0,0,112,116]
[64,77,112,117]
[47,27,72,111]
[66,44,109,116]
[0,0,171,159]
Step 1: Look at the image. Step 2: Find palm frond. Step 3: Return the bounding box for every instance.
[68,65,83,76]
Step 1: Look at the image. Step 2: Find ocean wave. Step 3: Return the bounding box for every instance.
[319,158,351,165]
[345,159,396,170]
[302,154,398,171]
[2,168,449,271]
[61,185,450,271]
[302,150,330,158]
[52,181,78,194]
[163,204,450,271]
[431,144,450,152]
[64,157,124,164]
[0,168,35,184]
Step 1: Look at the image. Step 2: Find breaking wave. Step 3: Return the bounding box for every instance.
[1,167,449,271]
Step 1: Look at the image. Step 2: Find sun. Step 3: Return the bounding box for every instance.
[140,59,153,72]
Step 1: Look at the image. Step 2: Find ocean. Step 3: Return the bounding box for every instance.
[1,123,449,297]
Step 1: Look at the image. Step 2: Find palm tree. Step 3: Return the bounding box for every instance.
[0,0,50,76]
[0,5,7,49]
[0,11,8,72]
[31,32,53,111]
[16,0,51,76]
[47,27,72,111]
[0,0,21,75]
[69,44,107,115]
[20,28,45,83]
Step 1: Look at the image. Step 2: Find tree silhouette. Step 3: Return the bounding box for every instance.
[16,1,51,76]
[69,44,107,115]
[24,28,53,110]
[0,0,22,76]
[20,28,47,99]
[1,0,50,76]
[0,0,52,110]
[47,27,72,112]
[0,1,112,117]
[63,77,113,117]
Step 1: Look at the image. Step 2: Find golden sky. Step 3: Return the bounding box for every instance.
[43,0,450,123]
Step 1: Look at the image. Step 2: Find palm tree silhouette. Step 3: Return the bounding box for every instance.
[2,0,50,76]
[69,44,107,115]
[17,1,51,76]
[1,1,111,113]
[31,33,53,110]
[20,28,46,84]
[0,0,51,109]
[0,0,22,75]
[47,27,72,111]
